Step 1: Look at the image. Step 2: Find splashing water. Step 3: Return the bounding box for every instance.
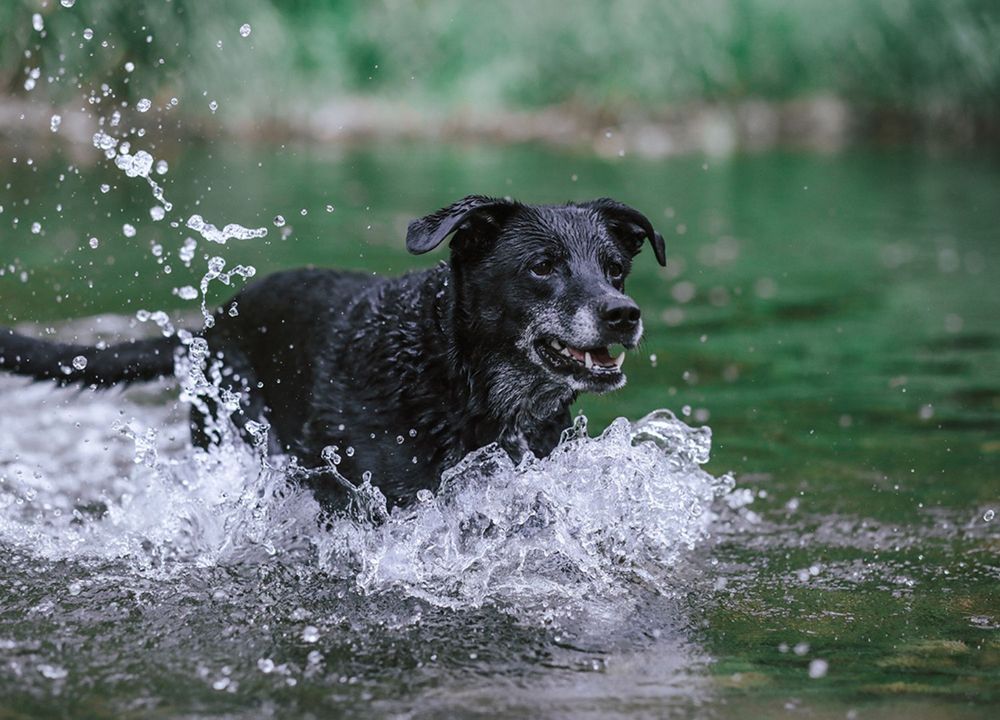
[0,12,739,649]
[2,90,738,630]
[0,361,734,622]
[334,412,735,615]
[186,214,268,245]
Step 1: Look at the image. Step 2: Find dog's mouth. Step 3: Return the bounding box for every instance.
[534,337,625,381]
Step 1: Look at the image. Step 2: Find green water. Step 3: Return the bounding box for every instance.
[1,143,998,717]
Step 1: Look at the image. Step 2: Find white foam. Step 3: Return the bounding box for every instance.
[0,371,734,621]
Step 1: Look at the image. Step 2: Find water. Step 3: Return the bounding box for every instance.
[1,144,998,717]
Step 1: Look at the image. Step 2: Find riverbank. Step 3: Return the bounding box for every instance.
[2,93,996,162]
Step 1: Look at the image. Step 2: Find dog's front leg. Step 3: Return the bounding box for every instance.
[502,405,572,464]
[498,425,531,465]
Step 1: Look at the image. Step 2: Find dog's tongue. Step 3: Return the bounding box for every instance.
[568,346,615,367]
[589,347,615,365]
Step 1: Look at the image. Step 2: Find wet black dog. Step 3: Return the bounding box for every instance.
[0,196,664,507]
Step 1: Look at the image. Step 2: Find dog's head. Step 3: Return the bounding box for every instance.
[407,196,665,394]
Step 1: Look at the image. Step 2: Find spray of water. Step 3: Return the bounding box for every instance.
[0,360,735,622]
[0,9,744,629]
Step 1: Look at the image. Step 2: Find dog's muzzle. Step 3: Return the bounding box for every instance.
[532,333,632,392]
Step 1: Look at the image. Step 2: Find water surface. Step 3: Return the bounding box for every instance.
[1,143,998,717]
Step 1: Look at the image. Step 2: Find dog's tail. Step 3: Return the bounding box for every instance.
[0,327,180,388]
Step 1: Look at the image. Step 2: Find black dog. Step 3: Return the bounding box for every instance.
[0,196,664,508]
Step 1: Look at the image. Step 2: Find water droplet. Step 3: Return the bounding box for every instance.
[302,625,320,643]
[416,489,434,502]
[38,664,67,680]
[273,215,286,227]
[396,435,404,444]
[61,0,77,7]
[257,658,275,673]
[124,61,135,73]
[808,659,829,679]
[32,14,43,33]
[99,183,110,193]
[88,237,99,249]
[208,100,218,114]
[50,115,61,132]
[321,445,341,465]
[325,204,335,213]
[149,206,165,221]
[71,356,87,371]
[155,159,168,175]
[82,27,93,40]
[136,98,151,112]
[115,149,153,177]
[239,23,252,38]
[30,222,41,234]
[122,223,136,238]
[186,215,267,244]
[176,286,198,300]
[985,509,995,522]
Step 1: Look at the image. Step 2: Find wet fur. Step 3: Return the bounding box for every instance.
[0,197,664,508]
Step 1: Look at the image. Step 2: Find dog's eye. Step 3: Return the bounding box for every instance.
[530,259,555,277]
[608,261,624,280]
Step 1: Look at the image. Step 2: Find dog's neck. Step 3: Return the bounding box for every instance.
[430,262,576,460]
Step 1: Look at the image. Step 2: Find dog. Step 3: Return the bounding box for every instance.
[0,196,665,508]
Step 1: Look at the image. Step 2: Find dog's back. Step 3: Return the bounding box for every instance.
[209,267,381,451]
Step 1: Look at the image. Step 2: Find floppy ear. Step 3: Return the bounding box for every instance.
[406,195,518,255]
[579,198,666,266]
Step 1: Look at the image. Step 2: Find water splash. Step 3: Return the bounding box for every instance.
[330,411,734,616]
[1,20,736,628]
[186,214,268,245]
[0,368,734,622]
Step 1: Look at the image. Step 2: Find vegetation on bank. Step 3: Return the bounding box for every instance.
[2,0,998,134]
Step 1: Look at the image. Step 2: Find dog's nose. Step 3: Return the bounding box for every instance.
[598,296,641,332]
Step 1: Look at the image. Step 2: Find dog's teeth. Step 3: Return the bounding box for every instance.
[550,339,562,350]
[584,351,593,369]
[613,352,625,369]
[560,347,572,357]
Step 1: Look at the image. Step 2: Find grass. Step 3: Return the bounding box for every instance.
[2,0,999,125]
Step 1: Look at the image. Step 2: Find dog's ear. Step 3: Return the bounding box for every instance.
[406,195,518,255]
[579,198,666,266]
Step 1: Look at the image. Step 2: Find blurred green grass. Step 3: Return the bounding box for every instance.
[3,0,999,123]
